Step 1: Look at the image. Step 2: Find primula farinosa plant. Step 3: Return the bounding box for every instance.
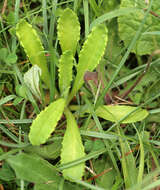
[16,8,149,181]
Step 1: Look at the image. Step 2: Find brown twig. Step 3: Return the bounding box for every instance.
[1,0,7,15]
[87,168,112,182]
[114,95,133,105]
[144,8,160,19]
[120,145,140,159]
[121,50,160,99]
[0,184,4,190]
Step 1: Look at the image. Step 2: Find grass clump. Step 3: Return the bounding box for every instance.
[0,0,160,190]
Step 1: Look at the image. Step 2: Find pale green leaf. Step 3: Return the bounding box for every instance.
[68,24,108,103]
[57,8,80,55]
[24,65,41,100]
[118,0,160,55]
[29,98,65,145]
[95,105,149,123]
[61,109,85,181]
[16,20,50,87]
[58,51,74,98]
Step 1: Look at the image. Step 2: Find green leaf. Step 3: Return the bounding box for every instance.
[85,139,105,153]
[0,48,8,61]
[6,153,83,190]
[105,19,123,64]
[61,109,85,181]
[6,153,61,186]
[99,0,119,13]
[0,162,15,181]
[58,51,74,98]
[57,8,80,55]
[29,98,65,145]
[16,20,50,87]
[118,0,160,55]
[15,84,28,99]
[34,180,83,190]
[95,105,149,123]
[93,156,117,189]
[68,24,108,103]
[5,53,17,65]
[24,139,62,159]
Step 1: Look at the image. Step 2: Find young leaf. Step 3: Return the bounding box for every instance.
[57,8,80,55]
[7,153,61,186]
[24,65,41,100]
[29,98,65,145]
[61,109,85,181]
[68,24,108,104]
[58,51,73,98]
[16,20,50,87]
[95,105,149,123]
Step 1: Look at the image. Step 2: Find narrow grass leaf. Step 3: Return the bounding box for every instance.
[90,8,138,29]
[0,141,29,148]
[0,119,32,124]
[118,127,137,189]
[83,0,89,38]
[127,169,160,190]
[0,95,16,106]
[0,124,19,143]
[0,150,19,161]
[72,179,106,190]
[80,130,118,140]
[88,0,100,16]
[34,180,83,190]
[149,108,160,114]
[132,124,144,185]
[142,180,160,190]
[143,31,160,35]
[59,148,106,170]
